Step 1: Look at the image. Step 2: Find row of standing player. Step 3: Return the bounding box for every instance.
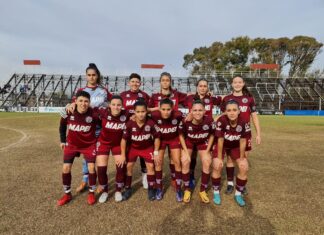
[57,63,261,206]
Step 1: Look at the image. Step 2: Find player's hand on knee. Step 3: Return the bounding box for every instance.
[181,151,191,165]
[238,158,248,172]
[115,155,125,168]
[214,158,223,170]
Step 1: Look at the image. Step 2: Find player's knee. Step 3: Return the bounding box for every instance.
[181,157,190,167]
[62,164,71,173]
[87,163,95,173]
[146,163,155,174]
[239,160,249,173]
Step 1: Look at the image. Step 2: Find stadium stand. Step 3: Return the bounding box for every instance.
[1,73,323,112]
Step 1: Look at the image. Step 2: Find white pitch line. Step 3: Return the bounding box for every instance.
[0,126,28,151]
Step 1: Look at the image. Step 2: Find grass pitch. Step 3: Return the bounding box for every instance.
[0,113,323,234]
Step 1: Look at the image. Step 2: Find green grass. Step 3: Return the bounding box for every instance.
[0,113,323,235]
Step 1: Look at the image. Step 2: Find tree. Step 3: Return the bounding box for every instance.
[183,36,323,78]
[286,36,323,77]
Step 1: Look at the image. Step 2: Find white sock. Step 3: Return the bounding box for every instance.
[228,181,234,186]
[235,190,241,196]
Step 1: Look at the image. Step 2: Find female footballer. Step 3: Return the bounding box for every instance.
[179,99,215,204]
[121,100,160,201]
[213,99,251,207]
[221,76,261,195]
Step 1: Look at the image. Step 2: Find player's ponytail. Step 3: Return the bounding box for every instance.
[86,63,102,85]
[242,84,252,97]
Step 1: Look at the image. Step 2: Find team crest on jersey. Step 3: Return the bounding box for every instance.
[217,121,221,126]
[126,94,130,98]
[132,127,137,132]
[158,96,161,100]
[145,125,151,132]
[188,126,193,131]
[108,116,112,120]
[70,116,75,121]
[226,125,230,130]
[236,125,242,132]
[138,93,143,97]
[203,124,209,130]
[172,119,178,125]
[158,120,162,124]
[242,98,248,103]
[204,98,210,104]
[85,116,93,123]
[120,115,126,122]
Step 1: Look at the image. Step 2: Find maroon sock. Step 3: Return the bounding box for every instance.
[97,166,108,192]
[175,171,182,191]
[147,174,156,189]
[182,173,190,190]
[212,177,221,191]
[190,157,197,178]
[125,175,132,189]
[236,177,247,192]
[155,170,163,190]
[88,172,97,192]
[123,164,127,185]
[169,164,175,180]
[62,173,72,193]
[226,167,235,182]
[200,171,210,192]
[115,165,125,192]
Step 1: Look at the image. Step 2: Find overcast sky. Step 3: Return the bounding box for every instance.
[0,0,323,83]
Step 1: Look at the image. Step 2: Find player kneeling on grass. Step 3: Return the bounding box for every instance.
[58,90,99,206]
[96,95,131,203]
[179,99,215,203]
[212,99,251,207]
[121,100,160,201]
[151,98,184,201]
